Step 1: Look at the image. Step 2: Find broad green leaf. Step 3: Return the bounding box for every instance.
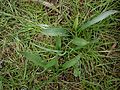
[74,67,80,77]
[73,14,79,30]
[56,36,61,50]
[44,59,57,69]
[72,37,89,47]
[20,51,45,67]
[81,10,118,30]
[41,28,68,36]
[62,55,80,69]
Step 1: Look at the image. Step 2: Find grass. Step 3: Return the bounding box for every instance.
[0,0,120,90]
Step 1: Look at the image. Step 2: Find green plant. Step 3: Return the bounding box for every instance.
[20,10,118,78]
[1,0,119,89]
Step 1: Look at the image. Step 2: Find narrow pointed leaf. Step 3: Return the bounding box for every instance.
[41,28,68,36]
[81,10,118,30]
[62,55,80,69]
[20,51,45,67]
[73,14,79,30]
[45,59,57,69]
[56,36,61,50]
[72,37,89,47]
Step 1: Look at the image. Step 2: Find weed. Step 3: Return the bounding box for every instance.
[0,0,120,89]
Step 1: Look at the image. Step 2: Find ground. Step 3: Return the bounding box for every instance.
[0,0,120,90]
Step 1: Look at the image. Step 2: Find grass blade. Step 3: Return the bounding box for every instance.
[81,10,118,30]
[41,28,69,36]
[0,81,2,90]
[62,55,80,69]
[45,59,57,69]
[32,43,62,53]
[72,37,89,48]
[73,14,79,30]
[20,51,45,67]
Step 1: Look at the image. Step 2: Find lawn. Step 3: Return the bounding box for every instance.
[0,0,120,90]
